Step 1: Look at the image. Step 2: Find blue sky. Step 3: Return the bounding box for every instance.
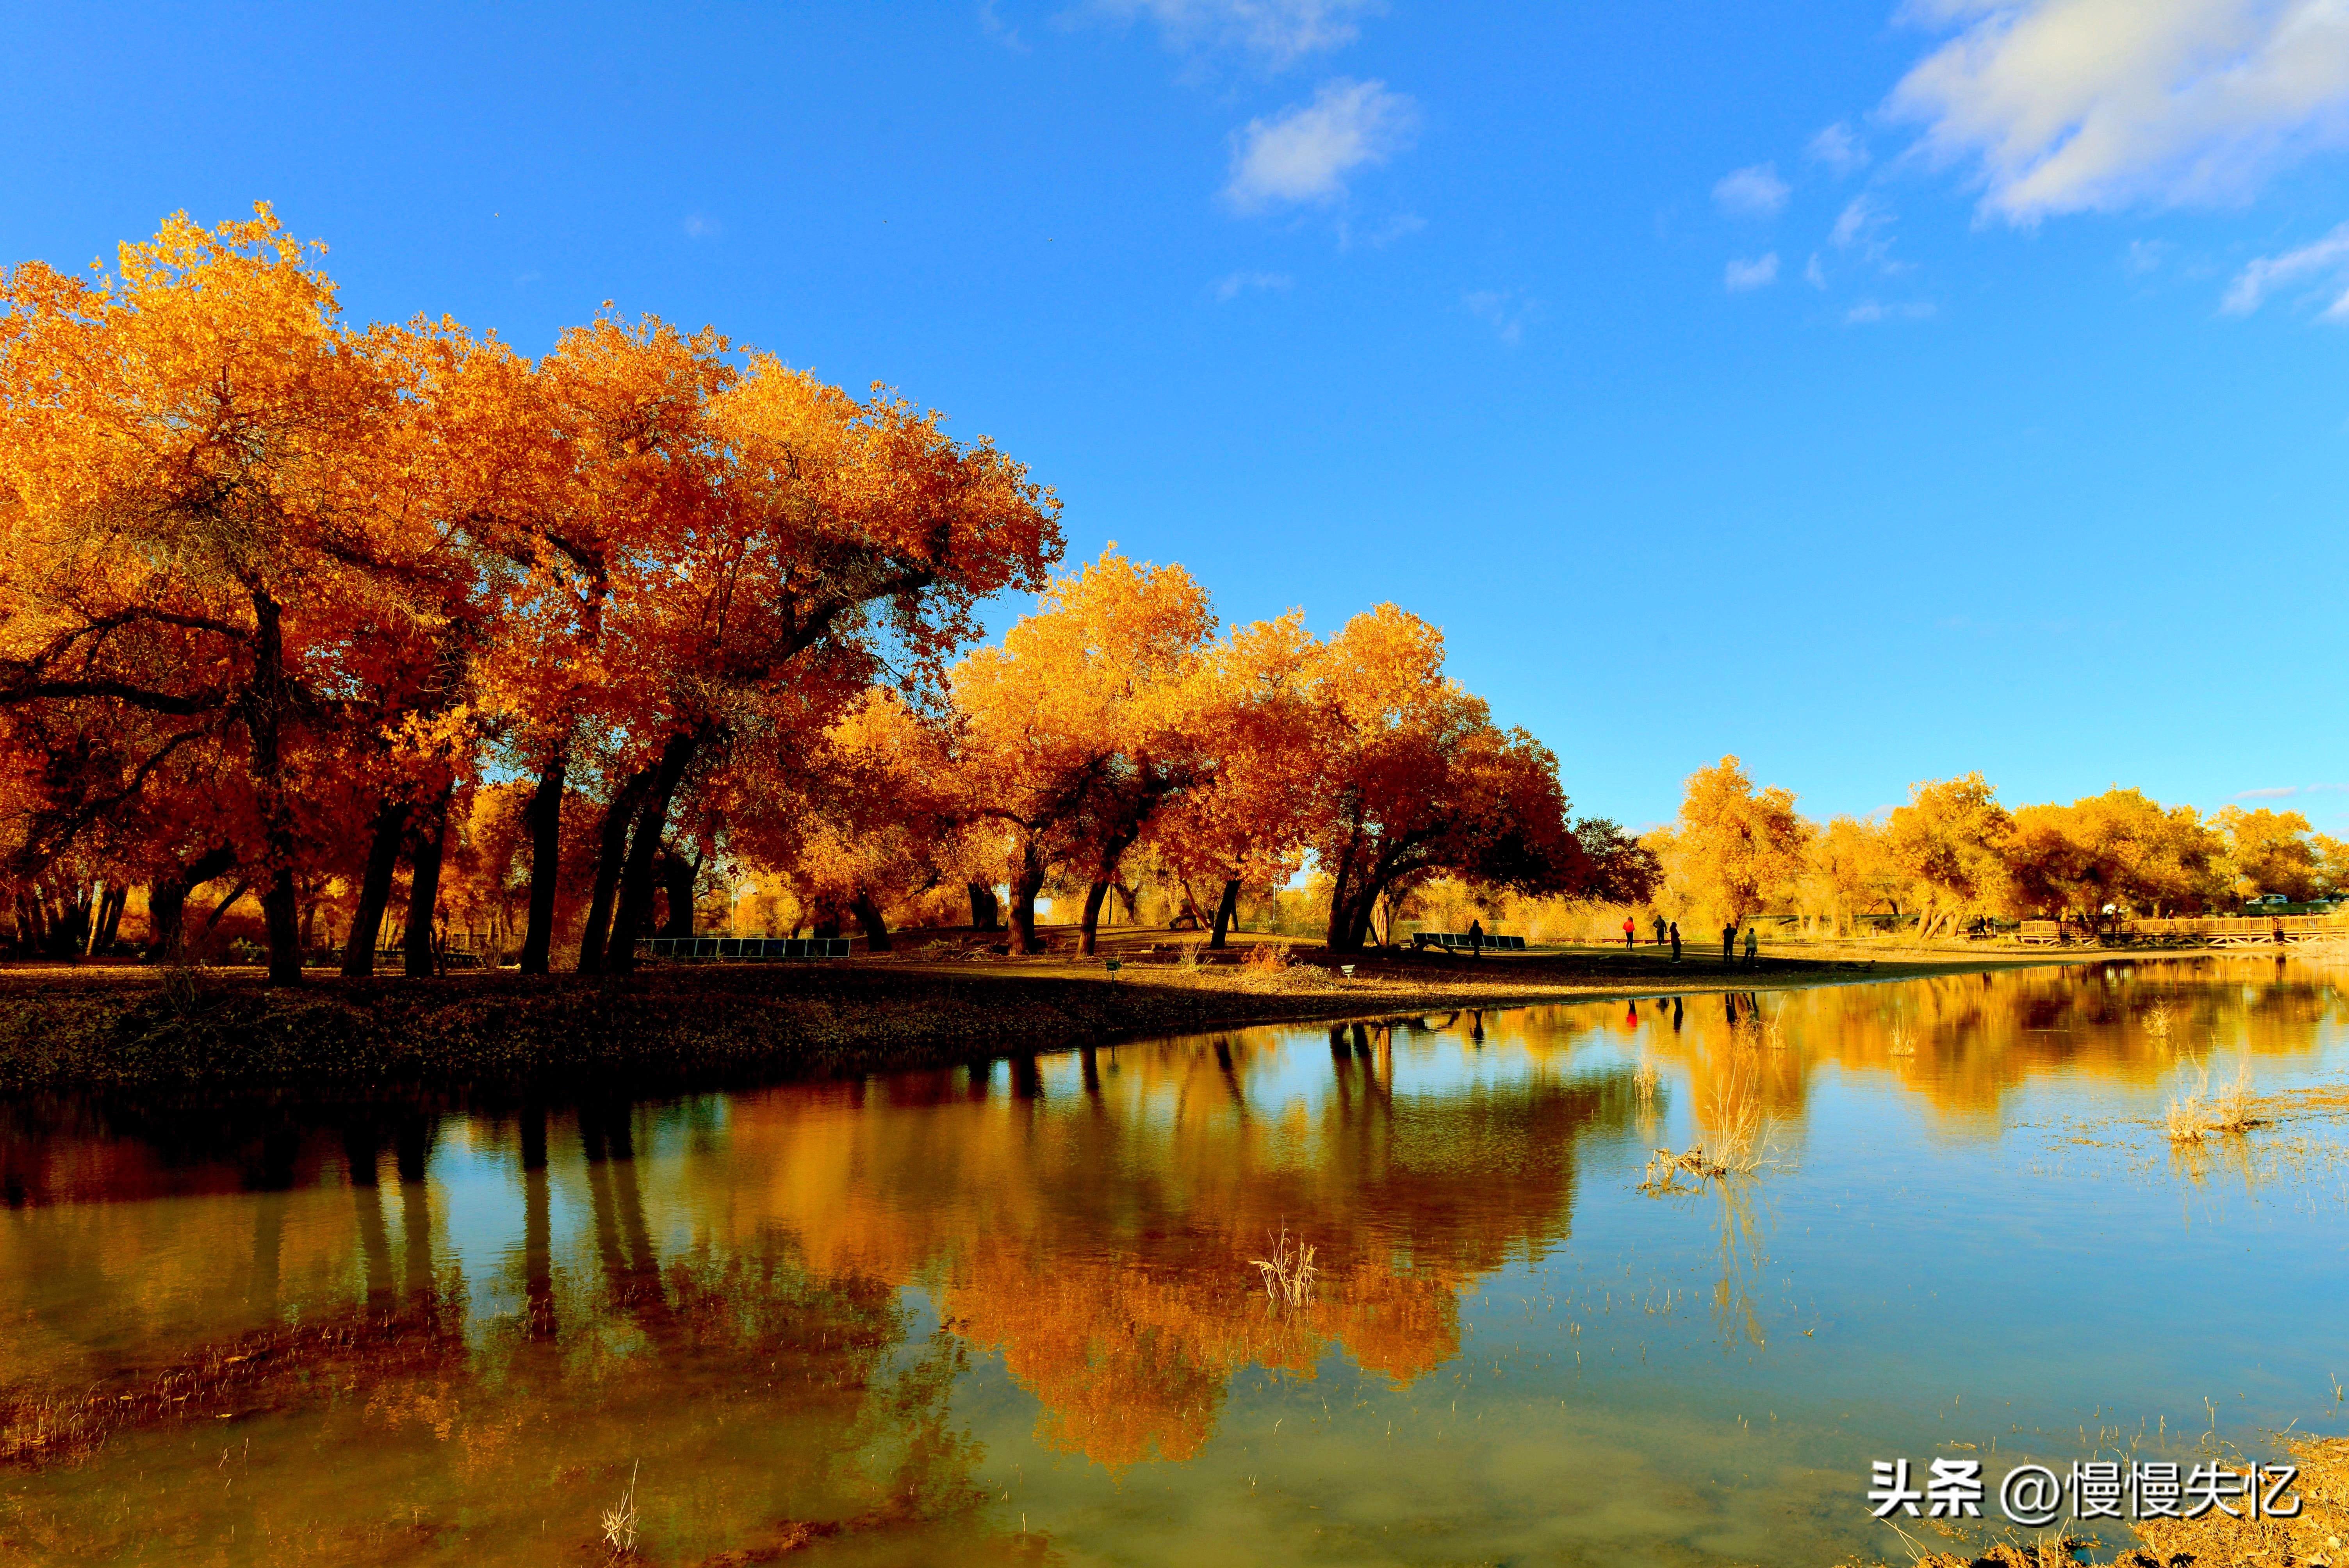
[5,0,2345,832]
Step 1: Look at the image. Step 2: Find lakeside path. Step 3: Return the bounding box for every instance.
[0,931,2166,1094]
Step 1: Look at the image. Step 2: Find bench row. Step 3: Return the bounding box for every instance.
[1412,932,1528,951]
[640,936,852,960]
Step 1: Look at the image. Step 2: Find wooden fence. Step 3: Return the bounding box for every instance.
[2018,914,2349,946]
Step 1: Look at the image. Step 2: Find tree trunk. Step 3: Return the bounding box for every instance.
[1208,877,1241,949]
[605,731,700,975]
[577,768,652,975]
[94,883,127,953]
[151,845,235,962]
[520,747,567,975]
[343,798,410,977]
[850,889,891,953]
[659,850,698,939]
[966,881,1000,931]
[1078,880,1112,956]
[403,786,452,979]
[243,590,305,987]
[1008,840,1046,955]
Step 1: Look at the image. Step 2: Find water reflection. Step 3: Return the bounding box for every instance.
[0,956,2343,1565]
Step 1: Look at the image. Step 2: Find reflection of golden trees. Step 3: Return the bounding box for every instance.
[1631,958,2346,1127]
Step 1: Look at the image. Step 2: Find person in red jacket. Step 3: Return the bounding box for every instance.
[1622,915,1635,950]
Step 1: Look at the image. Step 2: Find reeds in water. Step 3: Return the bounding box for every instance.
[601,1461,640,1556]
[1249,1224,1317,1310]
[2165,1053,2260,1143]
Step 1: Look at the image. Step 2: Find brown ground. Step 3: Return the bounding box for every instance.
[1882,1433,2349,1566]
[0,925,2157,1092]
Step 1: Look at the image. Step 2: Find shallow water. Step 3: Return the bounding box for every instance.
[2,956,2345,1566]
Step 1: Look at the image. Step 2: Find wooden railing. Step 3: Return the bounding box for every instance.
[2018,914,2349,946]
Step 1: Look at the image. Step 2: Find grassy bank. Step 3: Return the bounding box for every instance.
[0,931,2128,1092]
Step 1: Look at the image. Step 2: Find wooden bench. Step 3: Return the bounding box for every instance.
[640,936,852,961]
[1411,932,1527,953]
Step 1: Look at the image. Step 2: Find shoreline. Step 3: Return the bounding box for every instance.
[0,939,2252,1095]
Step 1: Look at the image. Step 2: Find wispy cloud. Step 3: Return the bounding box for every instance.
[1887,0,2349,222]
[1807,121,1871,176]
[1226,77,1417,209]
[683,213,723,239]
[1829,193,1904,271]
[1337,210,1424,249]
[1725,252,1780,291]
[978,0,1030,50]
[2234,782,2349,799]
[1845,298,1936,324]
[2224,221,2349,317]
[1805,251,1828,289]
[1464,289,1545,345]
[1214,269,1294,300]
[1713,162,1790,219]
[1091,0,1380,69]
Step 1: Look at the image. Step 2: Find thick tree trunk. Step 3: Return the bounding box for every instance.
[659,850,698,939]
[519,747,567,975]
[343,798,410,977]
[244,590,305,987]
[850,889,891,953]
[577,768,652,975]
[606,732,699,975]
[1008,840,1047,955]
[966,882,1000,931]
[1208,877,1242,950]
[1078,880,1112,956]
[151,845,235,962]
[403,786,452,979]
[94,883,127,953]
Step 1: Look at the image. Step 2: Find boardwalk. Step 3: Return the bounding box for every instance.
[2018,914,2348,947]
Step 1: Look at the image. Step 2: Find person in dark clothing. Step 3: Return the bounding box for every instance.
[1651,914,1667,946]
[1468,918,1485,959]
[1722,923,1737,964]
[1668,922,1681,962]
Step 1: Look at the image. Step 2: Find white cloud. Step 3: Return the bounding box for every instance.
[2224,221,2349,315]
[1808,121,1872,175]
[2125,236,2174,274]
[1805,251,1829,288]
[1214,269,1294,300]
[1093,0,1380,68]
[1226,78,1418,209]
[1830,193,1880,248]
[1713,162,1791,218]
[1846,298,1937,324]
[1725,252,1781,290]
[1464,289,1545,345]
[1887,0,2349,222]
[1337,210,1425,249]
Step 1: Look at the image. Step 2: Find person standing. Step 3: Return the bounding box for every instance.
[1468,918,1485,959]
[1651,914,1667,946]
[1745,925,1759,966]
[1622,915,1635,950]
[1669,922,1681,962]
[1722,922,1736,964]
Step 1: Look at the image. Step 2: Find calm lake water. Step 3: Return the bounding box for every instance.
[3,956,2345,1566]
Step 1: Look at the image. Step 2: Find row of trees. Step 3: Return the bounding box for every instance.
[0,210,1625,978]
[1655,757,2344,935]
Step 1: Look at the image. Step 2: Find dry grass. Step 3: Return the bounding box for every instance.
[2165,1053,2263,1143]
[2144,996,2172,1042]
[1249,1224,1317,1310]
[1887,1022,1916,1057]
[2128,1433,2349,1565]
[1700,1048,1769,1174]
[601,1460,640,1557]
[1634,1053,1660,1110]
